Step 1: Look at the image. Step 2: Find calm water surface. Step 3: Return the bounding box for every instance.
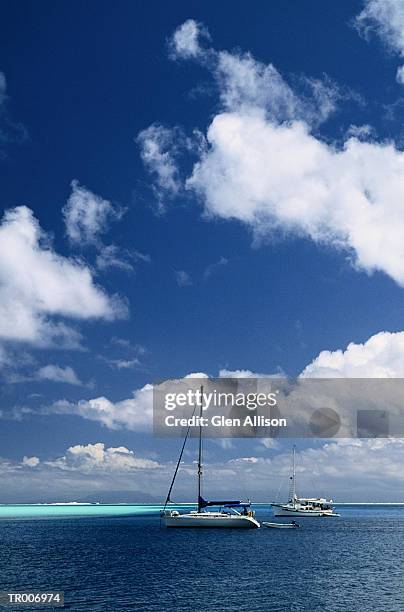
[0,505,403,611]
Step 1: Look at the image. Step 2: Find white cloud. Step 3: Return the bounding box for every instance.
[218,368,280,378]
[106,358,140,370]
[36,364,83,386]
[188,110,404,287]
[140,22,404,287]
[43,369,280,432]
[355,0,404,58]
[2,438,404,501]
[96,245,134,273]
[175,270,192,286]
[48,383,154,431]
[229,456,259,464]
[224,439,404,501]
[301,331,404,377]
[170,19,210,60]
[215,52,342,125]
[345,123,375,139]
[355,1,404,86]
[171,21,348,124]
[22,456,40,467]
[0,206,127,348]
[97,246,150,273]
[46,442,160,472]
[63,180,123,246]
[137,125,182,203]
[137,123,206,208]
[27,330,404,433]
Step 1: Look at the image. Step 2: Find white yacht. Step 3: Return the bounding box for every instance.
[272,446,340,518]
[162,386,260,529]
[164,503,259,528]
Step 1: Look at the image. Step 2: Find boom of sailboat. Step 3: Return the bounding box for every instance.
[161,386,340,528]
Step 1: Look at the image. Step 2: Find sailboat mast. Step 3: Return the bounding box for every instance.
[292,444,296,503]
[197,385,203,512]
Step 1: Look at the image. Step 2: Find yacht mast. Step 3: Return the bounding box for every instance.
[197,385,203,512]
[292,444,296,504]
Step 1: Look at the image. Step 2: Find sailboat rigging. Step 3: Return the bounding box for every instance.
[271,445,340,518]
[162,385,260,528]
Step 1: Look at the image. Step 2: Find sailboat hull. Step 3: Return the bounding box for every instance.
[164,511,260,528]
[272,505,339,517]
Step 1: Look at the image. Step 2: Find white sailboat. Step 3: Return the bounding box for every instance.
[271,446,340,518]
[162,386,260,528]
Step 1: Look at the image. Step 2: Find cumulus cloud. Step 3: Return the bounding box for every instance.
[0,206,127,348]
[301,331,404,378]
[169,19,210,59]
[137,125,183,203]
[46,442,160,472]
[215,51,345,125]
[22,456,40,467]
[2,438,404,501]
[355,0,404,84]
[41,369,280,432]
[355,0,404,56]
[189,110,404,286]
[20,330,404,433]
[137,123,206,208]
[223,438,404,501]
[62,182,147,275]
[63,180,123,246]
[35,364,83,386]
[48,383,154,431]
[140,21,404,288]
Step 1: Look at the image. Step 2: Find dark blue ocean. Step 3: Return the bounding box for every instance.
[0,505,403,611]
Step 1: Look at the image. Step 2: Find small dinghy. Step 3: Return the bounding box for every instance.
[262,521,300,529]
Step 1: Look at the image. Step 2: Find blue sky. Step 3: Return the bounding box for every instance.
[2,1,404,501]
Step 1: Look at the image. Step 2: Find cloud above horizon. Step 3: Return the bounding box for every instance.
[35,364,84,386]
[2,437,404,502]
[47,383,154,431]
[139,19,404,288]
[0,205,127,351]
[354,0,404,83]
[45,442,160,472]
[19,330,404,434]
[63,180,123,247]
[0,442,162,502]
[301,331,404,377]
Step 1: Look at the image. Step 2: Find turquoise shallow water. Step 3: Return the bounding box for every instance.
[0,502,402,519]
[1,504,404,611]
[0,503,169,519]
